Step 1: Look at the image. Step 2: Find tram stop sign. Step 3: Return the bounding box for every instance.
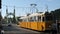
[0,0,1,9]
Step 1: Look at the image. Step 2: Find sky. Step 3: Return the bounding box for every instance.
[2,0,60,17]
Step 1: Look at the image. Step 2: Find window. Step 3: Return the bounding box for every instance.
[29,17,34,22]
[29,16,36,22]
[42,17,44,21]
[38,16,41,21]
[34,16,36,21]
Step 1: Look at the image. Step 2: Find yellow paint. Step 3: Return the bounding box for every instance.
[30,22,38,30]
[37,22,45,31]
[19,21,53,31]
[30,22,45,31]
[25,22,28,28]
[27,22,31,28]
[20,22,26,28]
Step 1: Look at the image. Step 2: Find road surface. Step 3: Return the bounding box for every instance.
[1,20,60,34]
[2,24,43,34]
[2,24,60,34]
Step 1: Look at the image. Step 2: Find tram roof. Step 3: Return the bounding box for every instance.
[29,12,45,17]
[20,12,45,19]
[20,16,28,19]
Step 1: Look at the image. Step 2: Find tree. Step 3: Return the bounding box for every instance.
[50,8,60,22]
[0,12,2,21]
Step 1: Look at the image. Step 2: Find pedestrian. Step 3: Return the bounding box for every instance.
[0,21,3,34]
[52,23,57,34]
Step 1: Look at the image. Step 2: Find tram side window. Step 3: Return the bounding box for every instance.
[23,19,26,22]
[26,19,29,22]
[42,17,44,21]
[34,16,36,21]
[30,17,34,22]
[25,19,28,22]
[29,17,31,21]
[30,16,36,22]
[38,16,41,21]
[23,19,24,22]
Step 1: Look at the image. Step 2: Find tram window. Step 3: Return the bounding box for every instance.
[23,19,24,22]
[23,19,27,22]
[27,19,29,22]
[28,18,30,22]
[26,19,28,22]
[28,18,30,21]
[20,19,23,22]
[30,17,32,19]
[42,17,44,21]
[30,17,34,22]
[23,19,24,21]
[34,16,36,21]
[38,16,41,21]
[29,16,36,22]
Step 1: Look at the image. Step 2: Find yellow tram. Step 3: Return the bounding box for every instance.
[19,12,53,31]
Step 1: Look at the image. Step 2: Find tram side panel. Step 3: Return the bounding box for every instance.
[23,22,26,28]
[19,22,23,27]
[20,22,25,28]
[19,21,53,31]
[37,21,53,31]
[27,22,31,28]
[30,22,38,30]
[37,22,45,31]
[25,22,28,28]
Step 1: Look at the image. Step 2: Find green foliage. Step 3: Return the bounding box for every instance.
[0,12,2,21]
[50,8,60,20]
